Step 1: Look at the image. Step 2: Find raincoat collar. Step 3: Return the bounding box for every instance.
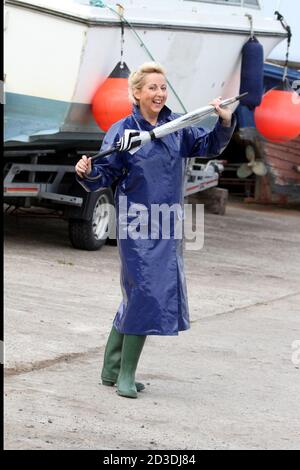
[132,104,172,129]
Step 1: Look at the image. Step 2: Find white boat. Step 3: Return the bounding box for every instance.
[4,0,286,143]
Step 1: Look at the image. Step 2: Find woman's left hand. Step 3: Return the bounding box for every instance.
[210,97,233,127]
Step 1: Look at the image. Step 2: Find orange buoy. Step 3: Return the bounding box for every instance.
[92,62,132,132]
[254,80,300,143]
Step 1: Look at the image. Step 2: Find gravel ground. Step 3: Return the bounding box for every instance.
[4,201,300,450]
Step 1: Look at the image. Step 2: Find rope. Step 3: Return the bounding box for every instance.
[116,4,125,68]
[245,14,254,39]
[274,11,292,82]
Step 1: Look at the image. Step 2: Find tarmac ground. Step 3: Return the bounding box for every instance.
[4,200,300,450]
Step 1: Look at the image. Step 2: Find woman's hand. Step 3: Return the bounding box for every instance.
[75,155,92,178]
[210,97,233,127]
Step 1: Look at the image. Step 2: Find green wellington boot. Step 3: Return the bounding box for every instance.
[101,326,145,392]
[117,334,146,399]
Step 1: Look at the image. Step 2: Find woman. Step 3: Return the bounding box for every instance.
[75,62,235,399]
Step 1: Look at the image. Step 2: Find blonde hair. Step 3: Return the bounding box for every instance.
[128,62,167,105]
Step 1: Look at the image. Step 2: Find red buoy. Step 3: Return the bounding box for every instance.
[92,62,132,132]
[254,80,300,143]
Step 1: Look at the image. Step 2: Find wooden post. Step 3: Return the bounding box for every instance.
[187,188,228,215]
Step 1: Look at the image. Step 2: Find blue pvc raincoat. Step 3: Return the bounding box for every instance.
[78,105,235,335]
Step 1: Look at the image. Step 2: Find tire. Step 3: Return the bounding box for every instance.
[68,188,115,250]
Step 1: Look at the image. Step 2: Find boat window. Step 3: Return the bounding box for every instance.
[244,0,260,6]
[185,0,260,8]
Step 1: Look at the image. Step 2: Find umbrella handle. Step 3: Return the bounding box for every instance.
[90,144,120,163]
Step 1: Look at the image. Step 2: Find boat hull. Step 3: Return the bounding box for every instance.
[256,137,300,204]
[4,0,286,143]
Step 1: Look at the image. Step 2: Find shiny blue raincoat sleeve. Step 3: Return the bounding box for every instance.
[76,121,127,192]
[181,116,236,159]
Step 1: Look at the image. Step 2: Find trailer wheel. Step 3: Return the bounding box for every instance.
[68,188,115,250]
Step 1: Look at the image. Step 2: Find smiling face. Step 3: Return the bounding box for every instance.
[134,73,168,123]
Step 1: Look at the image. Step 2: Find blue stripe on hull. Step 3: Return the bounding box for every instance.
[4,93,102,143]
